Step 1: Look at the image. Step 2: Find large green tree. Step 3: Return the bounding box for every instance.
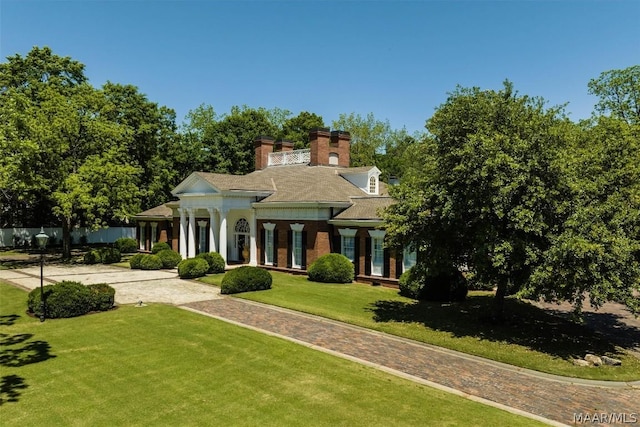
[0,47,144,257]
[384,82,569,319]
[588,65,640,125]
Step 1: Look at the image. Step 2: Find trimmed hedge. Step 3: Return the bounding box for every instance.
[157,249,182,269]
[129,253,145,269]
[84,250,102,264]
[28,281,92,319]
[399,263,468,302]
[87,283,116,311]
[308,253,354,284]
[114,237,138,254]
[195,252,225,274]
[177,258,210,279]
[221,266,272,294]
[100,247,121,264]
[27,281,116,319]
[140,254,163,270]
[151,242,171,254]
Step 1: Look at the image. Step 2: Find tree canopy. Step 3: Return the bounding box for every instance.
[588,65,640,125]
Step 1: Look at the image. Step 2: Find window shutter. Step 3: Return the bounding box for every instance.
[353,235,360,276]
[364,237,371,276]
[395,249,404,279]
[333,235,341,254]
[273,230,279,267]
[287,231,292,268]
[383,247,391,278]
[260,229,265,265]
[301,231,307,269]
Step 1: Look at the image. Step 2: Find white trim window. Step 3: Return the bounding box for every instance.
[198,220,208,254]
[368,230,386,276]
[338,228,357,262]
[263,223,276,266]
[403,248,417,272]
[368,175,378,195]
[290,223,304,269]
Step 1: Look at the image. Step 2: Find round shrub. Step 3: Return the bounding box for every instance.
[28,281,92,319]
[114,237,138,254]
[83,249,102,264]
[139,254,163,270]
[399,263,468,302]
[220,266,272,294]
[100,247,121,264]
[157,249,182,269]
[196,252,225,274]
[151,242,171,254]
[87,283,116,311]
[308,253,354,284]
[129,253,145,269]
[177,258,210,279]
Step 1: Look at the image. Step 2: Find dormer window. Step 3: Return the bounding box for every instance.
[368,176,378,194]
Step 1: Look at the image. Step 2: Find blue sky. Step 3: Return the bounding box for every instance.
[2,0,639,134]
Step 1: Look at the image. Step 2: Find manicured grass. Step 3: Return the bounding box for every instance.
[0,282,540,426]
[200,272,640,381]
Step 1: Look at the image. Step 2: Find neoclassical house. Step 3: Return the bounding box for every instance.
[135,128,416,286]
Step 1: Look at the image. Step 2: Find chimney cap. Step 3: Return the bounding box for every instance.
[330,130,350,138]
[254,135,275,142]
[310,127,331,134]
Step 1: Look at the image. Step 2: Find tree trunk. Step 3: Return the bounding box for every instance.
[492,278,508,322]
[62,217,72,259]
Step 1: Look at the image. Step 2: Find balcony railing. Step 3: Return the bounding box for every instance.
[268,148,310,167]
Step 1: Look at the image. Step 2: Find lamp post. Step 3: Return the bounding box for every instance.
[35,227,49,322]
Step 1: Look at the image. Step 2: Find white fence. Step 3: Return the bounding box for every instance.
[268,148,311,166]
[0,227,136,248]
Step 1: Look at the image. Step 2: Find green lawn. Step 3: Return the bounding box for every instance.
[200,272,640,381]
[0,282,541,426]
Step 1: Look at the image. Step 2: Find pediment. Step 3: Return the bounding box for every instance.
[171,173,219,196]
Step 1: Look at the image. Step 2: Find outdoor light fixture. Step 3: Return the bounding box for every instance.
[35,227,49,322]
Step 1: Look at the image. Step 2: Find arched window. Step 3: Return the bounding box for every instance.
[329,152,339,165]
[369,176,377,194]
[235,218,250,233]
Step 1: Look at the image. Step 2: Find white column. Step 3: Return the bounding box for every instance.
[219,208,228,265]
[187,208,196,259]
[208,208,217,253]
[249,209,257,266]
[179,209,187,259]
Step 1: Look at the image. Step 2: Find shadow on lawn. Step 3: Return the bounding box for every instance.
[369,295,637,360]
[0,333,56,367]
[0,375,28,406]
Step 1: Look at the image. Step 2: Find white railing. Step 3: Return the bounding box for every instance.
[268,149,310,166]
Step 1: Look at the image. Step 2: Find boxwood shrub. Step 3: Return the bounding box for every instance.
[84,249,102,264]
[28,281,116,319]
[308,253,354,284]
[114,237,138,254]
[195,252,225,273]
[151,242,171,254]
[100,247,121,264]
[139,254,163,270]
[129,253,145,269]
[28,281,92,319]
[221,266,272,294]
[157,249,182,269]
[87,283,116,311]
[177,258,210,279]
[399,263,468,302]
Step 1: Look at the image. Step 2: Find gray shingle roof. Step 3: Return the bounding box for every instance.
[333,197,395,220]
[134,203,173,219]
